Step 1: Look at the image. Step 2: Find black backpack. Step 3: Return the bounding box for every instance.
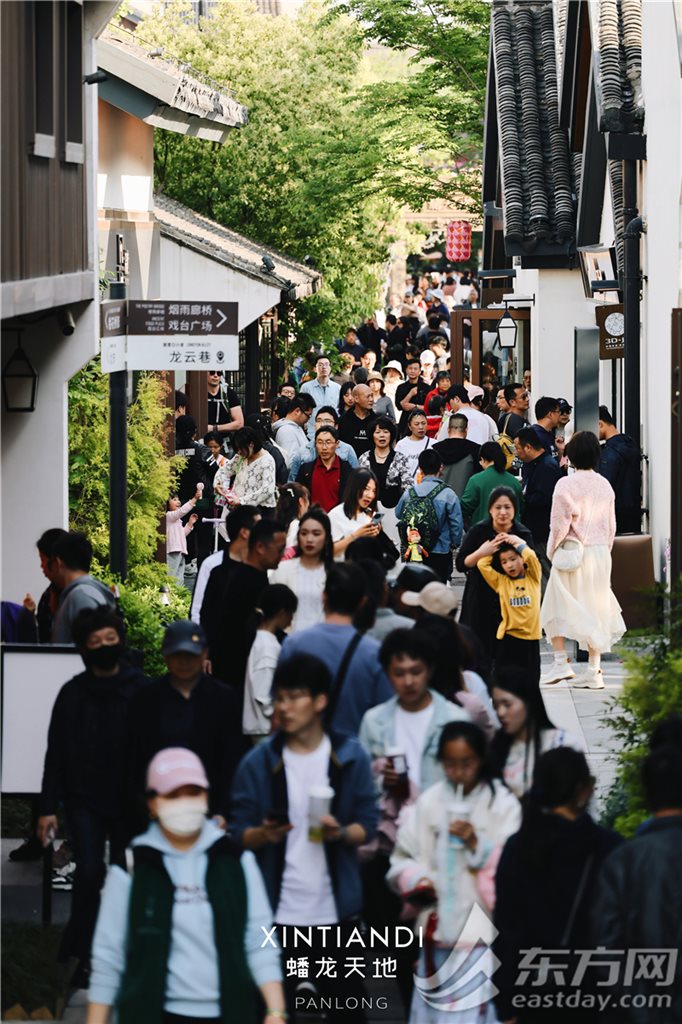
[398,481,448,554]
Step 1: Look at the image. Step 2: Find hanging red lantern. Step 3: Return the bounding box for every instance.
[445,220,472,262]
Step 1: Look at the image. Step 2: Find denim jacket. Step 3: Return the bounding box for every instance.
[230,731,377,922]
[358,691,469,797]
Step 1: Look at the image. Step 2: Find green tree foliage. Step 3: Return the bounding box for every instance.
[130,0,478,349]
[330,0,490,146]
[68,362,182,568]
[69,364,190,670]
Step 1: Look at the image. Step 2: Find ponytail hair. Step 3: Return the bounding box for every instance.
[275,482,309,530]
[252,584,298,627]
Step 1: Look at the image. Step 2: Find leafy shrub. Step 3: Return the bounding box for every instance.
[69,362,191,669]
[69,361,183,568]
[606,586,682,836]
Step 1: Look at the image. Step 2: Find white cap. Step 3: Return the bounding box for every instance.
[382,360,405,379]
[400,581,458,617]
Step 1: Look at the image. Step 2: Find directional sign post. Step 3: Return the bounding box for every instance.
[98,300,239,372]
[126,301,239,371]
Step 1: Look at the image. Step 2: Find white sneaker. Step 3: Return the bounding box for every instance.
[540,662,576,686]
[572,668,605,690]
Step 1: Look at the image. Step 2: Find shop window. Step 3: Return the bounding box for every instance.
[26,1,55,158]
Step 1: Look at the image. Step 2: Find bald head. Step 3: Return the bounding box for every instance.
[352,384,374,413]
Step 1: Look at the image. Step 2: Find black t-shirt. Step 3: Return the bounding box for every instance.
[396,379,430,433]
[338,410,377,457]
[498,411,527,439]
[208,386,241,430]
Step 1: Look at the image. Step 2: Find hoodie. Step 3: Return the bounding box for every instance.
[52,575,116,644]
[89,820,281,1016]
[271,418,310,468]
[599,432,641,532]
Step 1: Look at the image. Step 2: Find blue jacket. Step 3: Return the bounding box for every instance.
[359,691,469,795]
[395,476,463,553]
[230,731,377,922]
[279,623,393,735]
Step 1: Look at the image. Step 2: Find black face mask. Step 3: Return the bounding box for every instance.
[83,644,124,672]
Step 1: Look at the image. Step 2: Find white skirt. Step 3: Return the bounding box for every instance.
[541,544,626,653]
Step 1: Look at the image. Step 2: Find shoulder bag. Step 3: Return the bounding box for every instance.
[551,493,596,572]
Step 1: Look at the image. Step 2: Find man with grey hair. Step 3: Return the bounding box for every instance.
[338,383,377,457]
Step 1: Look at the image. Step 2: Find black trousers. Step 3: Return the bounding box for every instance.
[361,854,417,1014]
[426,551,452,582]
[59,804,129,964]
[277,921,368,1023]
[496,635,541,684]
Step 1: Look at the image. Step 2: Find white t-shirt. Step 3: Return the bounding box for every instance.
[276,735,337,925]
[437,407,496,446]
[394,436,432,480]
[242,631,280,735]
[394,701,435,790]
[328,505,373,559]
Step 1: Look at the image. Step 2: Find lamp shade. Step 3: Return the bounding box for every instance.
[497,309,518,349]
[2,338,38,412]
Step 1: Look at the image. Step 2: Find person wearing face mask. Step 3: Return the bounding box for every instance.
[36,607,149,989]
[87,747,285,1024]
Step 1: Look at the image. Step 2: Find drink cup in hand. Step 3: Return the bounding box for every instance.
[308,783,334,843]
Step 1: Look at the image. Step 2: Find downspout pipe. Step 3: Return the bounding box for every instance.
[622,160,644,453]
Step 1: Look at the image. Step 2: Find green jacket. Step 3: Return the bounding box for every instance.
[116,837,256,1024]
[460,466,523,526]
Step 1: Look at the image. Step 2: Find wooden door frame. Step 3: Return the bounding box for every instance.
[450,307,531,385]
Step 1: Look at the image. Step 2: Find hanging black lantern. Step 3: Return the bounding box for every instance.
[497,308,518,349]
[2,334,38,412]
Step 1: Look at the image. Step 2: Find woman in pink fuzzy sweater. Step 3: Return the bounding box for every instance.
[541,432,625,689]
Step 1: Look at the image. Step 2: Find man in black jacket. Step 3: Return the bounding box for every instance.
[598,406,641,534]
[591,742,682,1023]
[37,607,149,983]
[127,620,243,829]
[515,427,561,587]
[296,425,352,512]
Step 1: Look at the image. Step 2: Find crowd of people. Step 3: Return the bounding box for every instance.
[4,273,674,1024]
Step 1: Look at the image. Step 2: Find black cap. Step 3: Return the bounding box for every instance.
[162,620,207,656]
[557,399,573,413]
[392,564,440,592]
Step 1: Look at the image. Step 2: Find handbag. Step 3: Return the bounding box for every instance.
[551,494,596,573]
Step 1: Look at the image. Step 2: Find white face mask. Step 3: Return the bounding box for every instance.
[156,796,208,837]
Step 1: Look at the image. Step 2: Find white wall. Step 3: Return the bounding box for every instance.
[514,267,592,411]
[159,236,282,326]
[1,307,99,604]
[640,0,681,579]
[97,101,154,212]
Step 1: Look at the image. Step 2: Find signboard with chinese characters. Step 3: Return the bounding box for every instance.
[596,304,625,360]
[126,334,239,371]
[126,301,238,336]
[99,300,240,372]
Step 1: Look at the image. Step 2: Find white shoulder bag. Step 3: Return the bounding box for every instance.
[551,494,596,573]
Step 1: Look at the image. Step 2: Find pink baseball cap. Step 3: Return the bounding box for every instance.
[146,748,209,795]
